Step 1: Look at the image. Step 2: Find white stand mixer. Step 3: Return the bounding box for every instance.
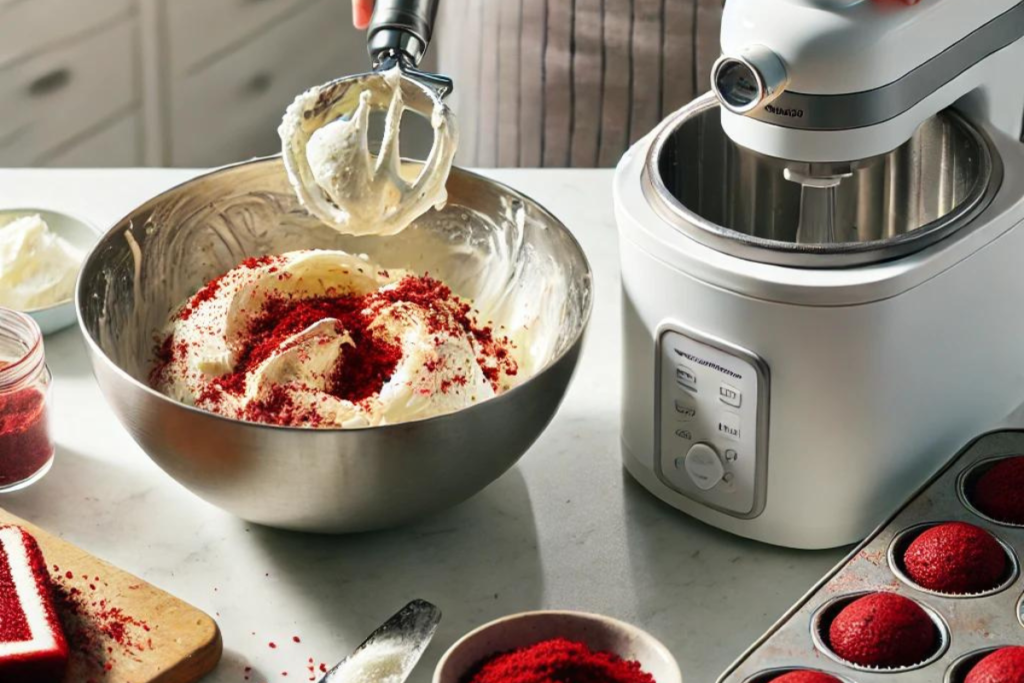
[615,0,1024,549]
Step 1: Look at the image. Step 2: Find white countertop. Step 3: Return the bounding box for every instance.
[0,168,847,683]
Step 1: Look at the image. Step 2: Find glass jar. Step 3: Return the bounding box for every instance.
[0,308,54,491]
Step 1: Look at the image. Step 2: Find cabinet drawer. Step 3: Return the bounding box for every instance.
[42,113,142,167]
[0,20,138,163]
[0,0,133,69]
[169,0,346,167]
[165,0,315,75]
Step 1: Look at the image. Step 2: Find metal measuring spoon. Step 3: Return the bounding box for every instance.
[318,600,443,683]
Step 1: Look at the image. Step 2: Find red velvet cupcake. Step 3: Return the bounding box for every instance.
[965,646,1024,683]
[972,457,1024,524]
[772,671,843,683]
[902,522,1007,594]
[827,593,936,668]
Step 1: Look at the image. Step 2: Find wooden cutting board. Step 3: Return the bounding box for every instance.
[0,508,222,683]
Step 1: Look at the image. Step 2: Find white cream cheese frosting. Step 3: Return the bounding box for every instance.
[151,250,519,428]
[0,214,81,311]
[279,68,458,237]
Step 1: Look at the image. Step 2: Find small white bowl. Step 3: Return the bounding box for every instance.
[0,208,100,335]
[434,611,683,683]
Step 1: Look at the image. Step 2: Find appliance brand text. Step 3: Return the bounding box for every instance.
[675,350,743,380]
[765,104,804,119]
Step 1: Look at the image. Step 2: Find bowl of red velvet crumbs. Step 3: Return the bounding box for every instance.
[433,611,682,683]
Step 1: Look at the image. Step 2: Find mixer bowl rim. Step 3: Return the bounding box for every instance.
[75,155,594,434]
[642,92,1000,268]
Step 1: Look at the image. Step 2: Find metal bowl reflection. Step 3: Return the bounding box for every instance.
[645,94,999,267]
[76,158,592,532]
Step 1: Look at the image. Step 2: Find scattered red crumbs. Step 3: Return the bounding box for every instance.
[50,569,153,680]
[152,258,519,428]
[177,275,222,322]
[148,335,177,388]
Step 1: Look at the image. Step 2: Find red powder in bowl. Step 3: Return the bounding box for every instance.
[465,638,657,683]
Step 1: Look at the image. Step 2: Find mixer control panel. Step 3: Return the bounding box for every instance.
[656,326,769,518]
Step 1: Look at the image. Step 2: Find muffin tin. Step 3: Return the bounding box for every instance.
[718,430,1024,683]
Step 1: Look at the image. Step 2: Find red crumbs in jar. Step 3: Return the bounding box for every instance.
[0,386,53,487]
[466,638,657,683]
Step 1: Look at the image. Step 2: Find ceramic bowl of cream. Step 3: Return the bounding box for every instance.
[0,208,99,335]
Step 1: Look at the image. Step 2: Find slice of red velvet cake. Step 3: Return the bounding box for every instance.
[0,525,68,682]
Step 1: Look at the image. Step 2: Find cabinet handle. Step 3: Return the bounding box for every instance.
[28,68,71,97]
[244,72,274,95]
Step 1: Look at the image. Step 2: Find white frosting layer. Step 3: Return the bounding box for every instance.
[0,527,60,657]
[154,250,519,428]
[278,68,458,237]
[0,214,81,310]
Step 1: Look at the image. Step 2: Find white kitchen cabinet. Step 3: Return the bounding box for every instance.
[0,18,138,166]
[0,0,363,168]
[168,0,347,166]
[164,0,313,75]
[0,0,134,69]
[42,114,143,167]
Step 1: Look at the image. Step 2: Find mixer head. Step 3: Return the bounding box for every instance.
[706,0,1024,248]
[711,0,1024,160]
[367,0,453,98]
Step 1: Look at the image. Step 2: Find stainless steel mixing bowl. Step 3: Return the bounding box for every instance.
[76,158,592,532]
[644,94,1001,267]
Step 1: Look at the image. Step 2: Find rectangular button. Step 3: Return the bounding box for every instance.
[717,413,741,441]
[719,383,741,408]
[673,400,696,421]
[676,365,697,391]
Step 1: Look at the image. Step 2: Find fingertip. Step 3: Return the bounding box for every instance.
[353,2,373,29]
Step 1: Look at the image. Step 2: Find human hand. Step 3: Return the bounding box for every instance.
[352,0,374,29]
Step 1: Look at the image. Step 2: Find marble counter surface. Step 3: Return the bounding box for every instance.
[0,168,846,683]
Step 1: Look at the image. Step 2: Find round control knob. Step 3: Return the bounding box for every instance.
[684,443,725,491]
[711,45,789,115]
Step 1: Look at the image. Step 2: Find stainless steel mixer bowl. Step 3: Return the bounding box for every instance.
[76,158,592,532]
[644,94,1001,267]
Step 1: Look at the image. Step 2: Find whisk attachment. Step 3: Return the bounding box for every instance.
[277,0,457,237]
